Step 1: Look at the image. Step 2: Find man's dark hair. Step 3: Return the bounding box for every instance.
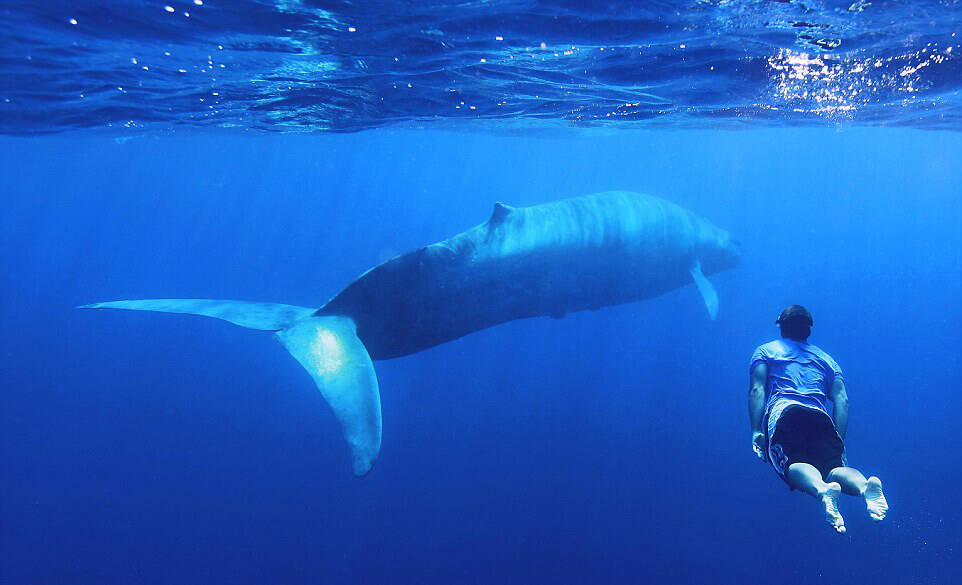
[776,305,813,341]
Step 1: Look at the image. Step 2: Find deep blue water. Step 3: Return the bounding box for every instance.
[2,129,961,584]
[2,2,962,585]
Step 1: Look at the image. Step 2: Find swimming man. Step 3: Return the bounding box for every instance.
[749,305,888,533]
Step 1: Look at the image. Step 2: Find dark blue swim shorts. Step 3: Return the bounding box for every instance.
[769,406,845,488]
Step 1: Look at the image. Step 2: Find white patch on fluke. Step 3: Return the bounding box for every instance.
[310,328,346,376]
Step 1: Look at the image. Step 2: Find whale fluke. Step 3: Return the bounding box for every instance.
[80,300,380,475]
[79,299,314,331]
[277,316,381,475]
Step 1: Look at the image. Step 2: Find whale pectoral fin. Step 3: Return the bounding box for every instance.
[276,316,381,476]
[689,262,719,320]
[79,299,315,331]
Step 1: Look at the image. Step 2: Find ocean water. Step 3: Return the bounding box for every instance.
[2,3,962,585]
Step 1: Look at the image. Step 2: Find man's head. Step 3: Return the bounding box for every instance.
[776,305,813,341]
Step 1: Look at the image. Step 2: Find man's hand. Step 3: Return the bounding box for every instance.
[752,431,768,461]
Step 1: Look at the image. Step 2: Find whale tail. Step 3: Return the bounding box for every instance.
[79,299,382,476]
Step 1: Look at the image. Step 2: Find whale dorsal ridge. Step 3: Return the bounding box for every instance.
[488,202,514,225]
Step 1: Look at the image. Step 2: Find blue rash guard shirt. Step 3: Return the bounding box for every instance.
[750,339,844,444]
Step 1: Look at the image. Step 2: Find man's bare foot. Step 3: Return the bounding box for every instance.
[819,482,846,534]
[862,476,888,521]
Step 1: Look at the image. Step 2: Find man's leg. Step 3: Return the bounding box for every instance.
[826,467,867,494]
[828,467,888,521]
[786,462,846,533]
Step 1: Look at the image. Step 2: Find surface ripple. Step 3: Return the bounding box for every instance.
[0,0,959,134]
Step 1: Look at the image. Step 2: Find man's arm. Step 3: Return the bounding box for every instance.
[749,362,768,460]
[829,376,849,440]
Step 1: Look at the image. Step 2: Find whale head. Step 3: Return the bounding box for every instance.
[697,224,741,276]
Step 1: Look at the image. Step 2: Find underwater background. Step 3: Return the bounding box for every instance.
[2,2,962,585]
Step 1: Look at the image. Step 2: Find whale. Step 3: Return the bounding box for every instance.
[81,191,740,475]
